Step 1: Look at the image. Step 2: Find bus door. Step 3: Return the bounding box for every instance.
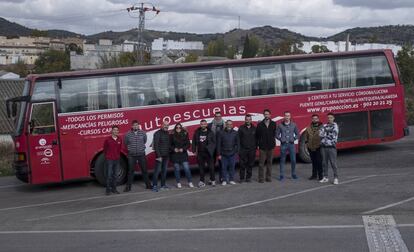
[27,101,62,184]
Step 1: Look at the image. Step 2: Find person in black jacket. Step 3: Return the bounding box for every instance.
[208,111,225,182]
[152,120,170,192]
[256,109,277,183]
[238,114,257,183]
[170,123,194,189]
[192,119,216,187]
[217,120,240,185]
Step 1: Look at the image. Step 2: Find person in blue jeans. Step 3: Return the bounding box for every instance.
[152,120,171,192]
[170,123,194,189]
[217,120,240,185]
[276,111,299,181]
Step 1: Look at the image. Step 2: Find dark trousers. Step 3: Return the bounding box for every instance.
[152,157,168,187]
[239,149,255,180]
[105,159,119,191]
[258,149,273,181]
[127,155,150,187]
[197,151,215,182]
[309,148,323,179]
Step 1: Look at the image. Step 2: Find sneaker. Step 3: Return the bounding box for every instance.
[176,183,182,189]
[222,181,227,186]
[333,178,339,185]
[279,176,284,181]
[111,189,120,194]
[229,181,236,185]
[319,177,329,183]
[189,182,194,188]
[198,181,206,188]
[292,174,298,180]
[152,186,158,192]
[211,181,216,187]
[105,190,111,196]
[161,185,170,190]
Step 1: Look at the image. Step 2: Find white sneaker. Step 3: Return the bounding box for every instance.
[198,181,206,188]
[176,183,182,189]
[229,181,236,185]
[189,182,194,188]
[319,177,329,183]
[211,181,216,186]
[221,181,227,186]
[333,178,339,185]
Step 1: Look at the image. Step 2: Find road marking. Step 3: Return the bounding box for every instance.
[0,225,366,234]
[190,175,377,218]
[363,196,414,214]
[0,190,155,212]
[363,215,409,252]
[1,224,414,235]
[26,187,223,221]
[0,184,24,189]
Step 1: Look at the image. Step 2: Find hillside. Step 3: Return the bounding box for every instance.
[327,25,414,45]
[1,17,414,46]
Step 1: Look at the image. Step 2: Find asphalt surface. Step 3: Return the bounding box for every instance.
[0,127,413,252]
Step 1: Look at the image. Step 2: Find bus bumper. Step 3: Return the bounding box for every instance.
[404,127,410,136]
[14,162,29,183]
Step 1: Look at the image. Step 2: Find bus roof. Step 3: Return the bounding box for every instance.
[28,49,392,81]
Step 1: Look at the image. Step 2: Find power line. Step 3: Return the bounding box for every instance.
[126,3,160,65]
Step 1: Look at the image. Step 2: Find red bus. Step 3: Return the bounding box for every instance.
[6,49,409,185]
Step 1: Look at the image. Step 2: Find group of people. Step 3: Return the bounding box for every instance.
[102,110,339,195]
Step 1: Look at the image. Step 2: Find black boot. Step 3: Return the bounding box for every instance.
[124,184,131,192]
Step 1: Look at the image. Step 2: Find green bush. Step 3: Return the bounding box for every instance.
[0,143,14,177]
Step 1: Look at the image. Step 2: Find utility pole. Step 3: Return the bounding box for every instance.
[127,3,160,65]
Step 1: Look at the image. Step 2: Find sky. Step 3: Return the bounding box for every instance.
[0,0,413,37]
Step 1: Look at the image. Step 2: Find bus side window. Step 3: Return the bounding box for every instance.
[30,103,56,135]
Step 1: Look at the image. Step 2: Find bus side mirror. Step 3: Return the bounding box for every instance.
[12,102,17,117]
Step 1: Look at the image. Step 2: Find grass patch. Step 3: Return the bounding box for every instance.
[0,143,14,177]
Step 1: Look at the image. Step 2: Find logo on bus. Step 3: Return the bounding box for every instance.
[39,138,47,146]
[44,149,53,157]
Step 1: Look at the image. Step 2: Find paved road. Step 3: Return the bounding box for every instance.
[0,127,413,252]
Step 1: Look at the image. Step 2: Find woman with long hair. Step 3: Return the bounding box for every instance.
[170,123,194,188]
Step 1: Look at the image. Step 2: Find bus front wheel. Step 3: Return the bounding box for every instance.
[299,135,312,163]
[94,154,128,187]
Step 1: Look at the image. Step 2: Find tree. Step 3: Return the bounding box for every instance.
[311,45,331,53]
[34,50,70,74]
[185,53,198,63]
[31,29,48,37]
[67,43,83,55]
[242,34,259,58]
[226,45,237,59]
[273,39,305,56]
[5,59,29,77]
[207,39,226,57]
[97,51,150,69]
[396,45,414,125]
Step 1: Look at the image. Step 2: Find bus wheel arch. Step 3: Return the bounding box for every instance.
[299,134,312,163]
[92,153,128,186]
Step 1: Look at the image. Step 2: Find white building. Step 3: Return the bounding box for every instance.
[300,41,402,55]
[70,39,149,70]
[0,36,67,65]
[152,38,204,51]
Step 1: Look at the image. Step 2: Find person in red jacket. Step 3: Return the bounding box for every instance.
[103,125,122,195]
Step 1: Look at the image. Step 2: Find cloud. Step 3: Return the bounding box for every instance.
[333,0,414,9]
[0,0,413,37]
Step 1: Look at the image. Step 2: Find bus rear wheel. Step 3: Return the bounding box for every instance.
[94,154,128,187]
[299,135,312,163]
